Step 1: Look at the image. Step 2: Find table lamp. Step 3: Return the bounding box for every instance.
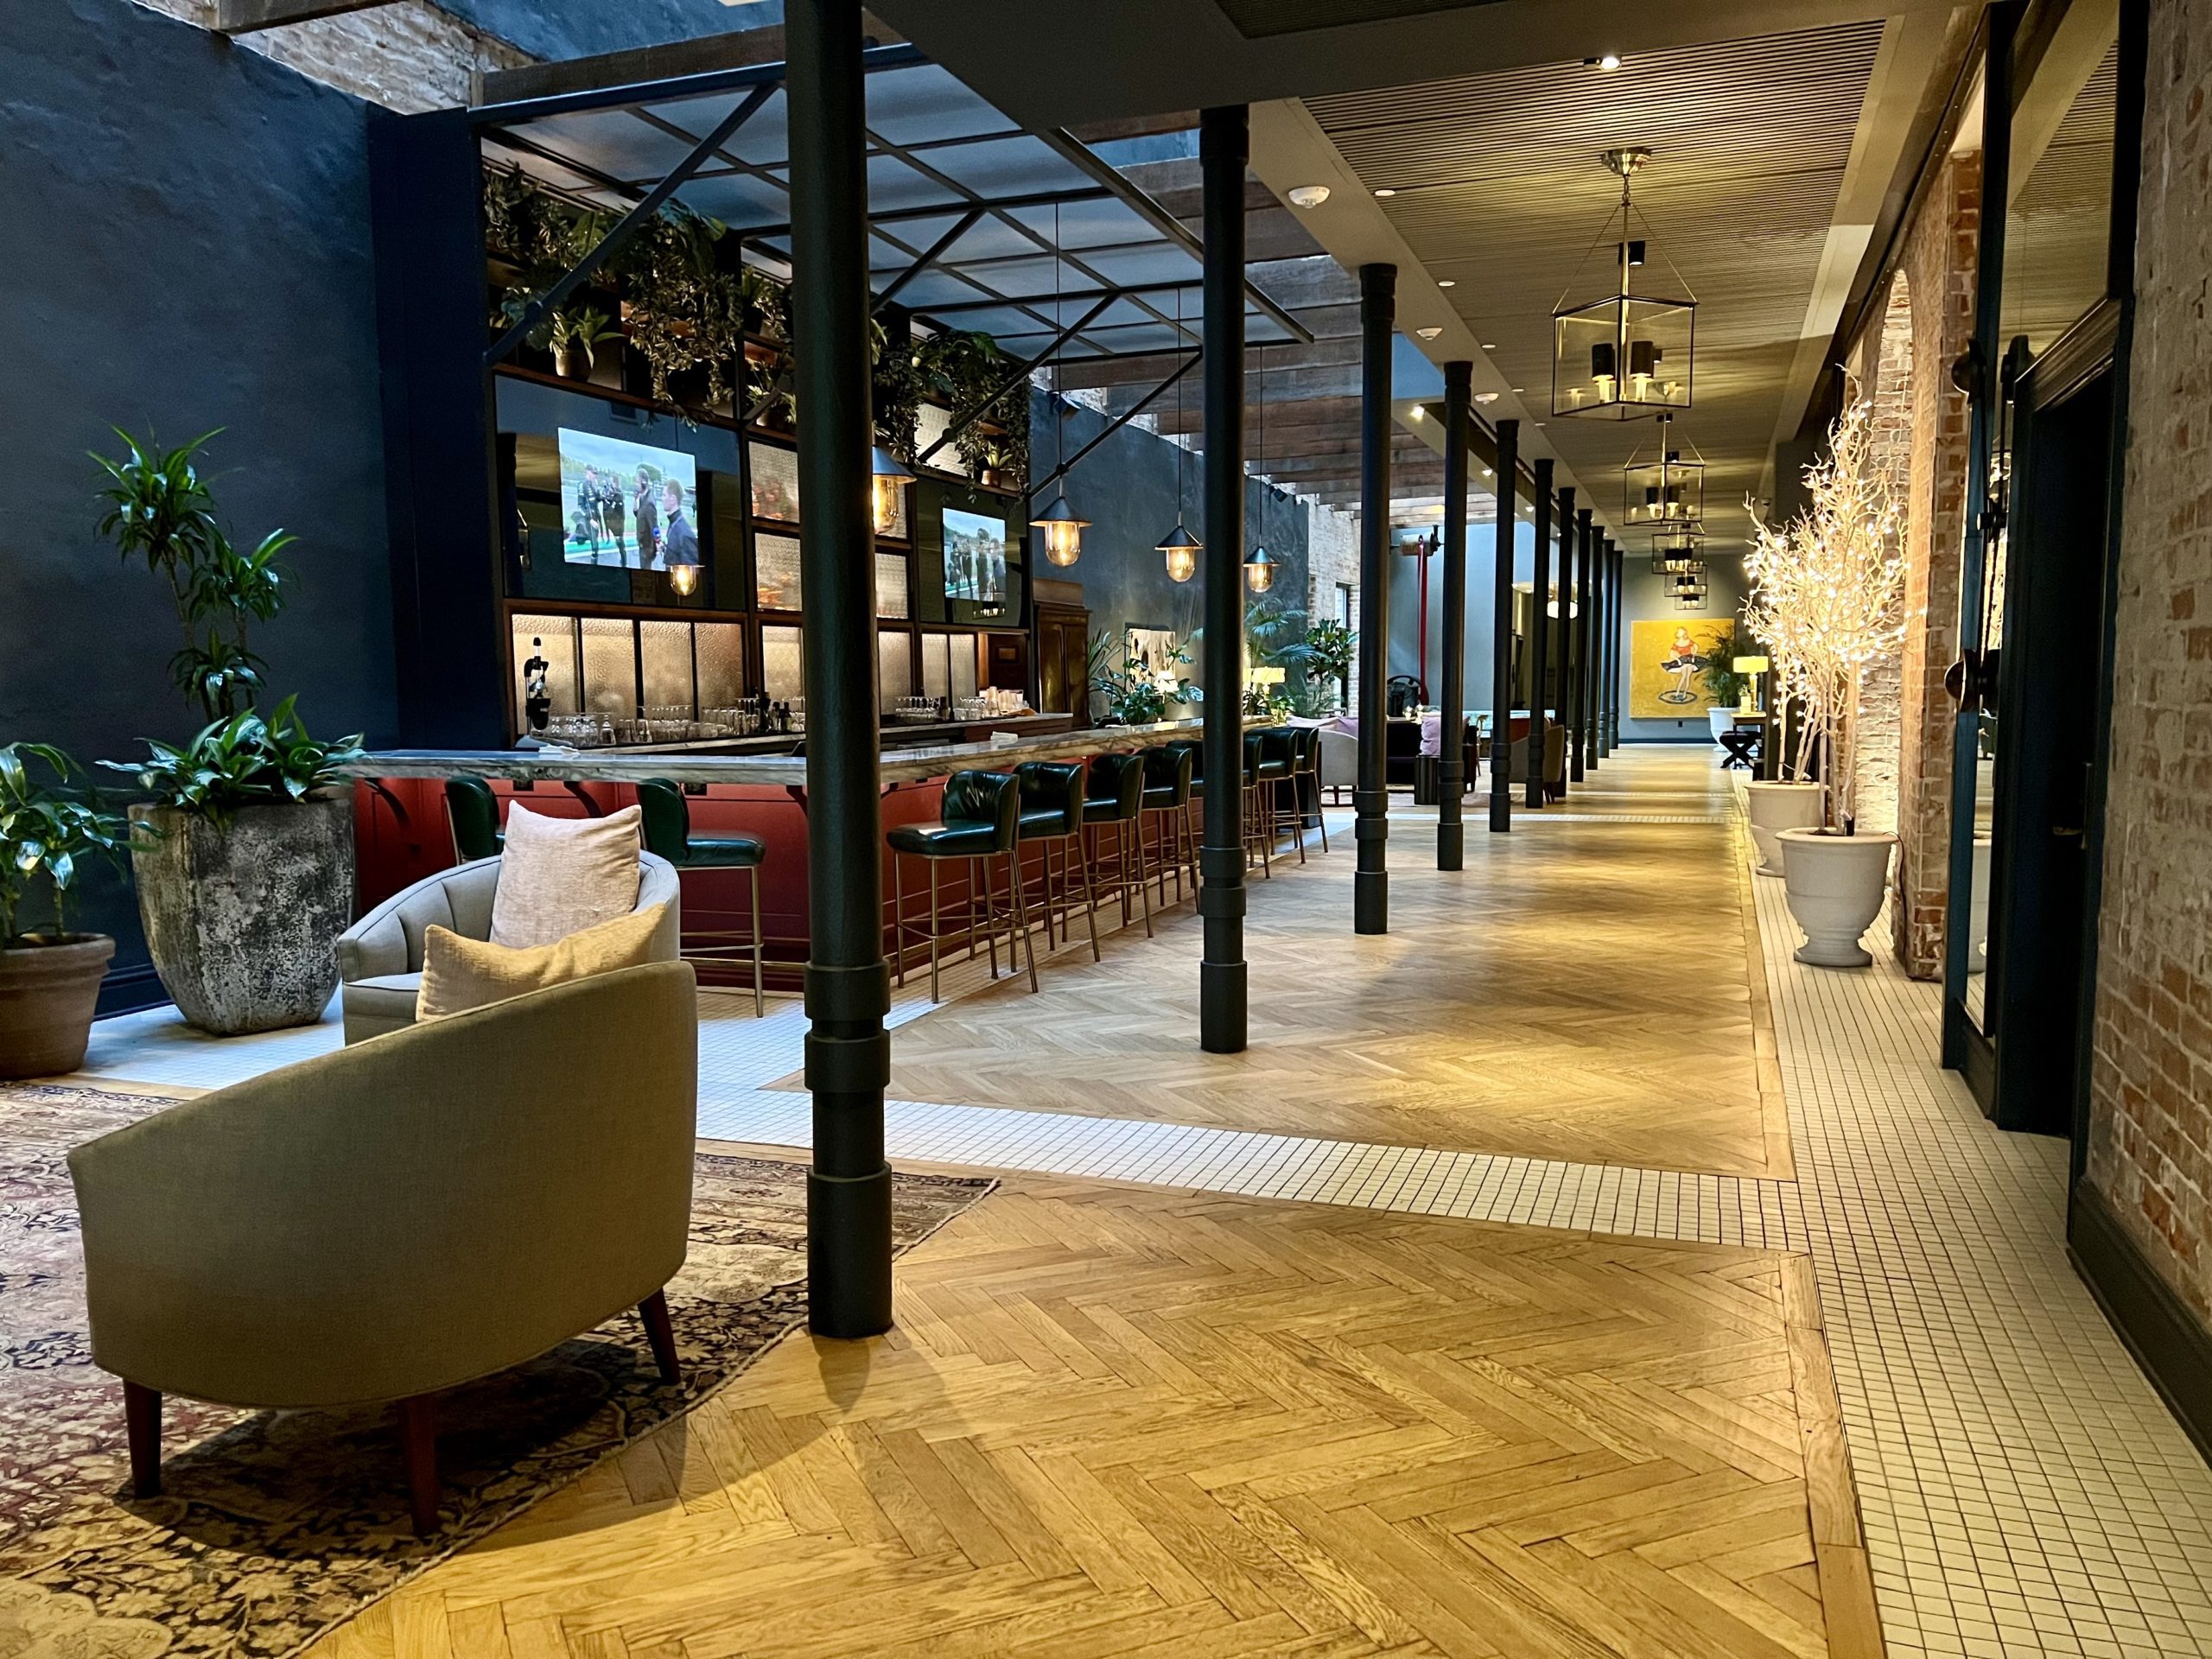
[1732,654,1770,713]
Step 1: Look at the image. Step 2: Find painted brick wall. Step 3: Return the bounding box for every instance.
[1845,273,1915,838]
[2084,0,2212,1322]
[1891,154,1981,977]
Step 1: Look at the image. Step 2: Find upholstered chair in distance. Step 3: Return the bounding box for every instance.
[444,777,504,863]
[334,853,680,1044]
[67,961,699,1536]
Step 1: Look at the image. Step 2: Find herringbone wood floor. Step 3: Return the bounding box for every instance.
[309,1174,1877,1659]
[854,752,1788,1179]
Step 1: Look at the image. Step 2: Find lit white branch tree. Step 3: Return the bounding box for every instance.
[1744,383,1905,830]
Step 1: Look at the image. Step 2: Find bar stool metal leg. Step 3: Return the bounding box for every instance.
[1007,850,1040,992]
[749,866,765,1016]
[892,855,907,990]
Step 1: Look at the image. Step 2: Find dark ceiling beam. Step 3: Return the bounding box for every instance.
[216,0,395,31]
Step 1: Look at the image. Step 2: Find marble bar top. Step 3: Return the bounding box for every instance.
[344,716,1210,789]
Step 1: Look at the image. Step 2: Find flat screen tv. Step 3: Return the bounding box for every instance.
[943,507,1008,605]
[557,428,700,572]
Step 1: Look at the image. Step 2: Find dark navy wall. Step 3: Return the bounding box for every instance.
[449,0,782,61]
[1,0,397,975]
[1032,390,1313,712]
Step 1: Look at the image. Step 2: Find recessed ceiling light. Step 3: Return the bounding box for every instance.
[1510,386,1524,392]
[1482,467,1494,477]
[1415,326,1442,340]
[1481,341,1498,349]
[1437,278,1457,289]
[1475,391,1501,404]
[1373,188,1397,199]
[1287,184,1331,209]
[1586,52,1622,70]
[1409,406,1426,420]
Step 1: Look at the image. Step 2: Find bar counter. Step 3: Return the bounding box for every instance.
[345,715,1212,991]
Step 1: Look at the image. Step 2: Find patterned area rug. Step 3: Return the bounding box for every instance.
[0,1082,990,1657]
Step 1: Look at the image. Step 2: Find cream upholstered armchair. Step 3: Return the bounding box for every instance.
[334,852,681,1043]
[67,961,698,1535]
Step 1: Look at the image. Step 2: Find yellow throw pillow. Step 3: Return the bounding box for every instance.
[488,802,644,950]
[416,903,669,1022]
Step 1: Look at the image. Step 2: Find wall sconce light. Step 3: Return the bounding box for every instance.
[669,562,700,598]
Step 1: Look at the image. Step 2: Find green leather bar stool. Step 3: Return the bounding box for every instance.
[1082,751,1154,941]
[1161,738,1206,903]
[1244,729,1285,878]
[1290,726,1329,854]
[887,769,1035,1002]
[636,779,766,1015]
[1255,728,1308,865]
[1014,760,1098,963]
[1139,744,1196,908]
[445,777,503,863]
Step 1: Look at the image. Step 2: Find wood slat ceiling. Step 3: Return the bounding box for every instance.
[1307,18,1887,547]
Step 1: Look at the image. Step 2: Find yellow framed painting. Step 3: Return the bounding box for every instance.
[1629,618,1735,719]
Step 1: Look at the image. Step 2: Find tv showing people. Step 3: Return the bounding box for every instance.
[558,428,699,572]
[943,508,1008,604]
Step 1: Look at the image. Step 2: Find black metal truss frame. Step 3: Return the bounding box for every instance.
[472,45,1311,369]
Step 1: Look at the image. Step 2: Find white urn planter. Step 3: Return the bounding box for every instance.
[1707,707,1737,746]
[1744,780,1825,877]
[1777,827,1897,969]
[1967,835,1992,974]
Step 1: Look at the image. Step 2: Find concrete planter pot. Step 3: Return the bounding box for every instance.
[128,794,354,1035]
[0,933,115,1079]
[1745,780,1825,877]
[1778,828,1897,969]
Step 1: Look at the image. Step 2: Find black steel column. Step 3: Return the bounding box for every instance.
[1569,507,1592,782]
[1354,263,1395,933]
[788,0,890,1338]
[1438,362,1471,870]
[1592,538,1605,755]
[1199,105,1249,1052]
[1607,542,1624,751]
[1489,420,1519,833]
[1524,467,1556,810]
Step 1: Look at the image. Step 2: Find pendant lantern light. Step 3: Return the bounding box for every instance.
[1622,411,1706,528]
[1552,148,1696,420]
[1028,200,1089,565]
[870,445,914,537]
[1157,283,1201,581]
[1245,346,1278,593]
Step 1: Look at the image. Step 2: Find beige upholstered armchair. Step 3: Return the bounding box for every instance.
[67,961,699,1534]
[334,852,682,1043]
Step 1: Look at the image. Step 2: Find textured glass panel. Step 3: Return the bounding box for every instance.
[915,406,957,475]
[695,622,747,708]
[876,479,910,541]
[579,617,636,717]
[748,441,801,522]
[950,631,979,702]
[640,620,695,715]
[877,630,913,711]
[919,632,950,703]
[756,533,803,610]
[511,613,580,732]
[761,625,805,704]
[874,550,911,619]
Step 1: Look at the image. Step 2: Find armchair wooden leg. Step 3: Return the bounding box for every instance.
[639,1289,681,1386]
[124,1380,162,1499]
[400,1394,440,1536]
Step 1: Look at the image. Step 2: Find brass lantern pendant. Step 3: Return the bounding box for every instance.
[1623,412,1706,530]
[1553,148,1696,420]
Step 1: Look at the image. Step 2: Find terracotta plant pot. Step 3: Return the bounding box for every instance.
[1744,780,1825,877]
[0,933,115,1079]
[1778,828,1897,969]
[128,794,354,1036]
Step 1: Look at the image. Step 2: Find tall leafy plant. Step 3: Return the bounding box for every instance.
[1744,384,1904,830]
[0,745,130,944]
[93,429,291,722]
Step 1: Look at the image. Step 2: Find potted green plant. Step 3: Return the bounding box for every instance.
[0,745,131,1077]
[547,306,622,381]
[94,430,365,1034]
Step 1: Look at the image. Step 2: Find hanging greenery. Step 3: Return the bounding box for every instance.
[916,332,1030,488]
[618,202,747,408]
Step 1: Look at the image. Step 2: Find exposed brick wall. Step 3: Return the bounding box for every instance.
[130,0,524,111]
[1845,273,1914,838]
[2085,0,2212,1322]
[1882,153,1980,978]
